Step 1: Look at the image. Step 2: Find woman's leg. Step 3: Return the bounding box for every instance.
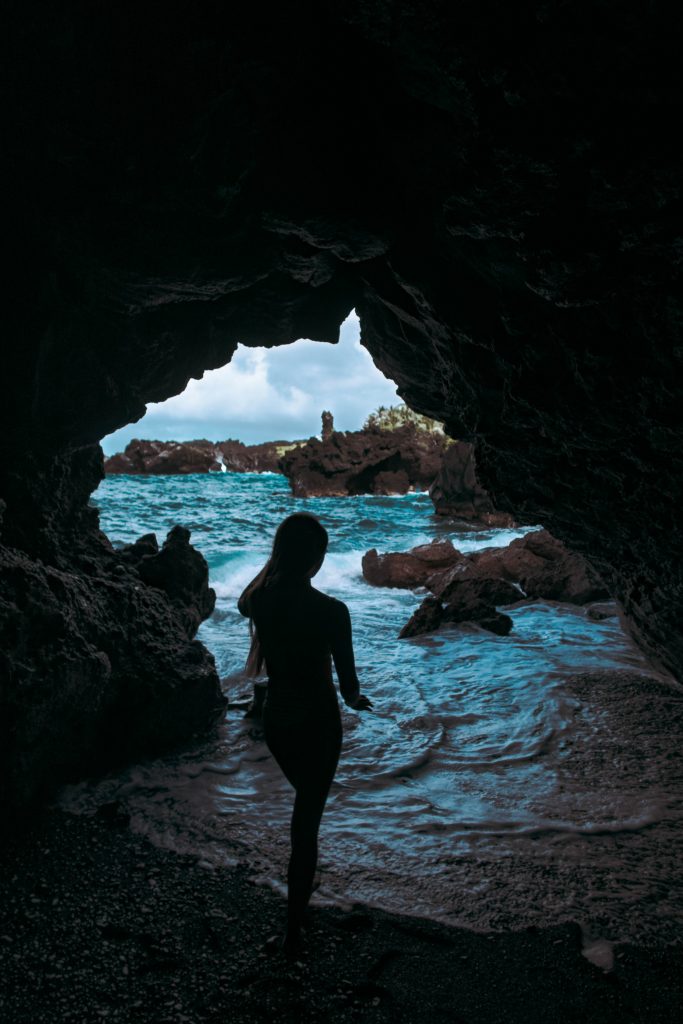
[286,767,336,939]
[264,710,342,946]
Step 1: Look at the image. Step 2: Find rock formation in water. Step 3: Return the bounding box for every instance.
[279,424,447,496]
[400,592,515,639]
[0,456,225,805]
[104,438,301,475]
[3,2,682,802]
[363,531,609,637]
[429,442,515,527]
[362,540,463,589]
[321,411,335,442]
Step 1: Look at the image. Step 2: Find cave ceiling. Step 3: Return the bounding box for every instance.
[3,0,682,683]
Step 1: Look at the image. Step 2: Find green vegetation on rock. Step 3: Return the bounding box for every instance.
[363,403,446,435]
[274,441,307,457]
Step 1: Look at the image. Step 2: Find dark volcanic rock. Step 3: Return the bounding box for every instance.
[104,439,222,474]
[429,442,515,527]
[0,524,225,808]
[362,540,463,588]
[279,425,447,497]
[398,596,445,638]
[3,2,683,802]
[134,524,216,636]
[371,529,606,638]
[321,410,334,441]
[218,440,298,473]
[399,594,514,639]
[437,575,524,610]
[105,438,292,475]
[430,530,608,606]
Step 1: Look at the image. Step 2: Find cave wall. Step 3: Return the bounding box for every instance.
[2,0,682,800]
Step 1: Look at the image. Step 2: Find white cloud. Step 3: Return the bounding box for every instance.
[102,312,400,453]
[152,347,309,422]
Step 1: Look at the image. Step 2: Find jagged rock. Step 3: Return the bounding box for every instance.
[105,439,222,474]
[104,438,293,475]
[437,575,523,610]
[217,440,298,473]
[118,532,159,563]
[430,530,608,606]
[399,595,514,639]
[321,411,334,441]
[362,540,463,588]
[3,2,683,806]
[0,527,225,808]
[398,597,444,638]
[279,425,447,497]
[371,529,606,638]
[429,442,515,527]
[136,525,216,636]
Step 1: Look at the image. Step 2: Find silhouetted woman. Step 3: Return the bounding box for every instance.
[238,513,372,954]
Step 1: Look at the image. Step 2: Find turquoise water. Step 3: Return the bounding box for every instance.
[63,472,683,953]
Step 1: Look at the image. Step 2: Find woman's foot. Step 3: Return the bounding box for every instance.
[282,926,305,961]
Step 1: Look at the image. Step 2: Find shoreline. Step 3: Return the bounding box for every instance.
[1,808,681,1023]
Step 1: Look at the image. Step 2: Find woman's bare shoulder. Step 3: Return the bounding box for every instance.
[310,588,348,617]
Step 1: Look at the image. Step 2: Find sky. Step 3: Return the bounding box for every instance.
[101,313,401,455]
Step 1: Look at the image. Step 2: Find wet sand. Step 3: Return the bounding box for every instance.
[1,807,682,1023]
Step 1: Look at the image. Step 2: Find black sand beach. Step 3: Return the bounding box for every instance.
[1,808,681,1024]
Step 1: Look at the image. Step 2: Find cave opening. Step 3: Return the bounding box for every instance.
[4,3,683,1013]
[76,308,671,951]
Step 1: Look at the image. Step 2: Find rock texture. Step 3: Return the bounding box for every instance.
[105,438,299,474]
[364,530,609,637]
[429,442,515,527]
[2,1,682,799]
[321,411,335,442]
[0,517,225,807]
[399,594,514,639]
[362,539,463,589]
[279,425,447,496]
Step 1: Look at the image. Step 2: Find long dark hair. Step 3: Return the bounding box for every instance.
[239,513,329,676]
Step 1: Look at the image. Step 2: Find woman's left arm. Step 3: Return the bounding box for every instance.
[330,601,373,710]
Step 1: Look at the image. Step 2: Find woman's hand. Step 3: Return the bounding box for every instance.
[347,693,373,711]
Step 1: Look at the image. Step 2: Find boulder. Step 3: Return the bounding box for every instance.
[362,539,463,588]
[279,425,448,497]
[368,528,607,639]
[399,595,514,639]
[398,597,445,638]
[464,529,609,605]
[437,575,523,610]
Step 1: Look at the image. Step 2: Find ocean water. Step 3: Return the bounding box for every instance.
[64,472,683,955]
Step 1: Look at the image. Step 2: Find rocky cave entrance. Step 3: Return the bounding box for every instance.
[94,311,460,697]
[3,1,681,815]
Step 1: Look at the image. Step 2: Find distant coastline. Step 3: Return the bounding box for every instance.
[103,437,307,476]
[102,406,508,520]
